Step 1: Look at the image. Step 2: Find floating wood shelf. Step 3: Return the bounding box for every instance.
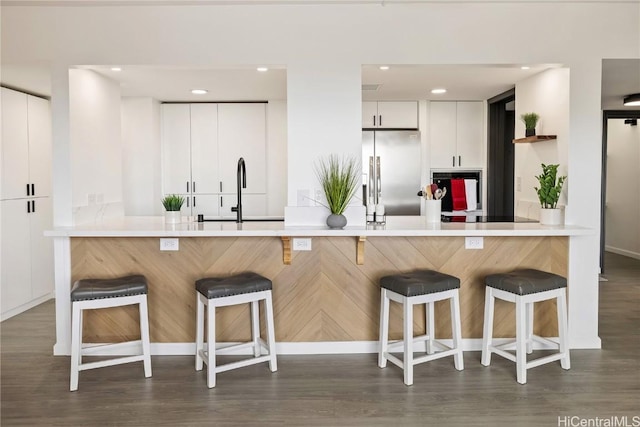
[512,135,557,144]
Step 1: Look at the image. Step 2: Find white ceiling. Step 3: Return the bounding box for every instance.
[2,61,639,109]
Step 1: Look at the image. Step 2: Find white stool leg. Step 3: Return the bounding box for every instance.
[450,290,464,371]
[264,291,278,372]
[403,297,414,386]
[557,289,571,370]
[206,302,216,388]
[378,288,390,368]
[425,301,435,355]
[195,294,205,371]
[515,296,527,384]
[70,302,82,392]
[481,287,495,366]
[139,296,152,378]
[251,300,261,357]
[526,302,534,354]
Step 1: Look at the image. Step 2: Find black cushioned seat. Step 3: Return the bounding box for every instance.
[196,272,272,299]
[380,270,460,297]
[71,275,148,302]
[485,269,567,296]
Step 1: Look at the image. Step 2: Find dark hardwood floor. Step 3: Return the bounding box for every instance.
[2,252,639,426]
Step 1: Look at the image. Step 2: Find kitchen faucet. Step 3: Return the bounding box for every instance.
[231,157,246,223]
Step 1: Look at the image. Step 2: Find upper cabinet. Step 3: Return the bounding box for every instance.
[362,101,418,129]
[1,88,52,200]
[429,101,484,169]
[161,102,267,217]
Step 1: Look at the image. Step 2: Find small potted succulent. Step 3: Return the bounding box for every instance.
[534,163,566,225]
[161,194,185,224]
[315,155,360,229]
[521,112,540,137]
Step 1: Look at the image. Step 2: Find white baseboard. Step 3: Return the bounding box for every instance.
[1,292,54,322]
[54,338,562,357]
[605,246,640,261]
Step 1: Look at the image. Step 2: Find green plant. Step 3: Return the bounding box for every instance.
[161,194,185,211]
[520,112,540,130]
[314,155,360,215]
[534,163,566,209]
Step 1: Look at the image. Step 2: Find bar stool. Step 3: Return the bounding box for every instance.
[378,270,464,386]
[70,275,152,391]
[481,269,570,384]
[195,272,277,388]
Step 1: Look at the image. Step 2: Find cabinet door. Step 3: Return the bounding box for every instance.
[218,104,267,194]
[1,199,32,314]
[30,197,54,299]
[162,104,192,195]
[429,102,457,168]
[456,102,484,169]
[377,101,418,129]
[362,101,378,128]
[1,88,29,200]
[192,194,220,217]
[190,104,219,194]
[27,96,52,198]
[219,194,267,217]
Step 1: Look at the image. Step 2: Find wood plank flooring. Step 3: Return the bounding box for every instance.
[1,252,638,426]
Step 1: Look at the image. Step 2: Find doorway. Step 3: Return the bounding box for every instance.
[600,110,640,273]
[487,89,516,217]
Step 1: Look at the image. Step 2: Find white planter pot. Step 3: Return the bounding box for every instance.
[164,211,181,224]
[539,208,563,226]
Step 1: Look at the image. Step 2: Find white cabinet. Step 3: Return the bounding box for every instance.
[1,88,53,319]
[429,101,484,169]
[362,101,418,129]
[161,102,267,218]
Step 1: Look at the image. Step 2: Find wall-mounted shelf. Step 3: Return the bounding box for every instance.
[512,135,557,144]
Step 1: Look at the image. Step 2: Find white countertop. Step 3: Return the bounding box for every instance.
[45,216,593,238]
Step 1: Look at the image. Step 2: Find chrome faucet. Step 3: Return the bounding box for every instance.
[231,157,246,223]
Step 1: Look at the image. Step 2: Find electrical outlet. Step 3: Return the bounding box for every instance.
[160,238,179,251]
[293,238,312,251]
[315,189,324,206]
[87,193,96,205]
[297,189,311,207]
[516,177,522,192]
[96,193,104,204]
[465,236,484,250]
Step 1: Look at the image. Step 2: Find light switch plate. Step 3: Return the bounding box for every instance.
[465,236,483,250]
[160,238,179,251]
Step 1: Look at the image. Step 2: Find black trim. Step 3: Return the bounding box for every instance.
[161,101,268,104]
[0,85,49,100]
[487,89,516,217]
[362,127,419,131]
[487,88,515,105]
[601,109,640,273]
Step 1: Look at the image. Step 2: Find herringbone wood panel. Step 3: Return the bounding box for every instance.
[70,236,567,343]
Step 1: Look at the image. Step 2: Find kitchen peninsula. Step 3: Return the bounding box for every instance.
[47,217,593,356]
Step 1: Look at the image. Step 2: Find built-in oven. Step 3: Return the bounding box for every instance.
[430,170,482,213]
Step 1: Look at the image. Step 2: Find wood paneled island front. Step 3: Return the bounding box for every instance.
[47,217,594,355]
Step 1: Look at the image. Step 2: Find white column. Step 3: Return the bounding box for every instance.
[566,59,602,349]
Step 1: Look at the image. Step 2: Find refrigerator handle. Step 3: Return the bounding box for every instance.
[368,156,374,200]
[376,156,381,200]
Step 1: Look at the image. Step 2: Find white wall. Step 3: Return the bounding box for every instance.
[514,68,570,220]
[605,119,640,259]
[121,97,162,216]
[266,100,288,216]
[69,69,124,223]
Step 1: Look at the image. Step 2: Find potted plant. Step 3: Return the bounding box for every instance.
[161,194,185,224]
[315,154,360,229]
[534,163,566,225]
[520,112,540,137]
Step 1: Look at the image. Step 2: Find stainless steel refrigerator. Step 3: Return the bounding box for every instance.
[362,130,421,215]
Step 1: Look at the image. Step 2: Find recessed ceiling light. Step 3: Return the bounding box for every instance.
[623,93,640,106]
[257,67,268,72]
[521,66,531,70]
[379,66,390,71]
[191,89,208,95]
[431,88,447,94]
[111,67,122,72]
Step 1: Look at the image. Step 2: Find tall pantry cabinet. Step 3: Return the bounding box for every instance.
[1,87,54,320]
